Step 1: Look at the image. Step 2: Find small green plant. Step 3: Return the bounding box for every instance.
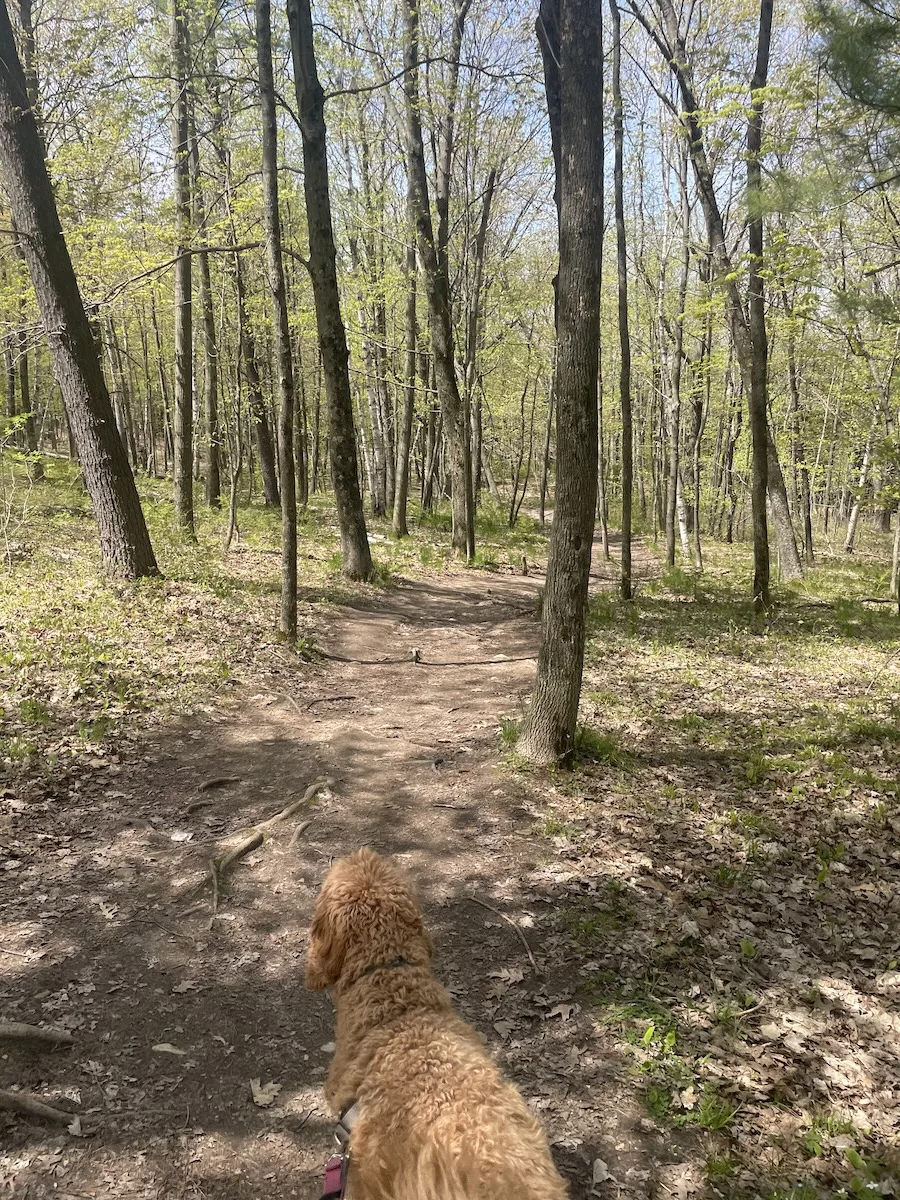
[676,711,704,732]
[295,635,321,662]
[77,714,113,742]
[704,1152,739,1183]
[499,716,519,746]
[801,1112,855,1158]
[816,841,845,884]
[744,750,771,785]
[572,725,628,767]
[713,862,740,887]
[18,697,52,727]
[740,938,757,959]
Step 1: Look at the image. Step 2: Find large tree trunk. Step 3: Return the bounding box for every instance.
[401,0,474,560]
[0,2,157,577]
[257,0,298,642]
[170,0,194,537]
[518,0,602,763]
[287,0,372,580]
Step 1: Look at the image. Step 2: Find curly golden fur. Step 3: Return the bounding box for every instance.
[306,849,569,1200]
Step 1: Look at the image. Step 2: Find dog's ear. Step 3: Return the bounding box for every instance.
[305,896,346,990]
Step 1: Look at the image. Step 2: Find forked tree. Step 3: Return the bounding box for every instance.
[517,0,603,763]
[0,0,158,579]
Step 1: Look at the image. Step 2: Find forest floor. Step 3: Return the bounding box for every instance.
[1,471,899,1200]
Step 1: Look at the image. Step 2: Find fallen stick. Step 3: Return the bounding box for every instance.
[199,779,331,911]
[198,776,242,792]
[288,819,312,848]
[0,1023,73,1046]
[305,695,356,710]
[467,896,539,973]
[0,1089,76,1125]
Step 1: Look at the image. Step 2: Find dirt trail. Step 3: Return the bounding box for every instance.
[3,547,676,1200]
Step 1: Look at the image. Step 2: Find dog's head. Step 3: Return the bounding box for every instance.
[305,849,434,990]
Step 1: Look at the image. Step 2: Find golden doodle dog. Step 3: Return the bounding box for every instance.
[306,848,569,1200]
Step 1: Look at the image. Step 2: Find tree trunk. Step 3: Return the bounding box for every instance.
[392,193,417,538]
[234,252,280,508]
[257,0,298,642]
[401,0,474,560]
[611,0,633,600]
[631,0,777,606]
[518,0,602,763]
[845,415,876,553]
[170,0,194,537]
[287,0,372,580]
[188,99,221,509]
[0,2,157,577]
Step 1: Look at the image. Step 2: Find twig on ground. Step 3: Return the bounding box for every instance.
[209,858,220,916]
[271,692,306,721]
[198,777,242,792]
[0,1023,74,1046]
[865,646,900,694]
[0,1089,77,1125]
[467,896,539,972]
[735,999,767,1018]
[305,695,357,709]
[184,799,216,815]
[288,819,312,848]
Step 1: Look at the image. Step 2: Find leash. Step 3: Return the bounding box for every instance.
[321,1102,360,1200]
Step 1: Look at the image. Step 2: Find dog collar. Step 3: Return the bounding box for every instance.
[358,955,410,980]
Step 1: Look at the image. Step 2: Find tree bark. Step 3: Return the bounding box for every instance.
[630,0,782,606]
[392,188,417,538]
[257,0,298,643]
[187,95,220,509]
[287,0,372,580]
[518,0,602,764]
[401,0,474,560]
[0,2,157,577]
[611,0,633,600]
[170,0,194,538]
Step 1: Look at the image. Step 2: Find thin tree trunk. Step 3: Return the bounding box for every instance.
[611,0,633,600]
[392,193,417,537]
[401,0,474,560]
[188,103,221,509]
[518,0,602,763]
[257,0,297,642]
[0,2,157,577]
[170,0,194,537]
[287,0,372,580]
[845,415,876,553]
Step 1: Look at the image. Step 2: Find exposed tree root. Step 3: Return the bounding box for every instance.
[193,778,331,914]
[0,1023,74,1046]
[0,1089,77,1126]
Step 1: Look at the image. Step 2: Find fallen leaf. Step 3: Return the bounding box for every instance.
[172,979,199,994]
[493,1020,516,1040]
[152,1042,187,1056]
[759,1023,782,1041]
[546,1003,577,1021]
[677,1086,698,1110]
[67,1116,83,1137]
[592,1158,610,1185]
[250,1078,282,1108]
